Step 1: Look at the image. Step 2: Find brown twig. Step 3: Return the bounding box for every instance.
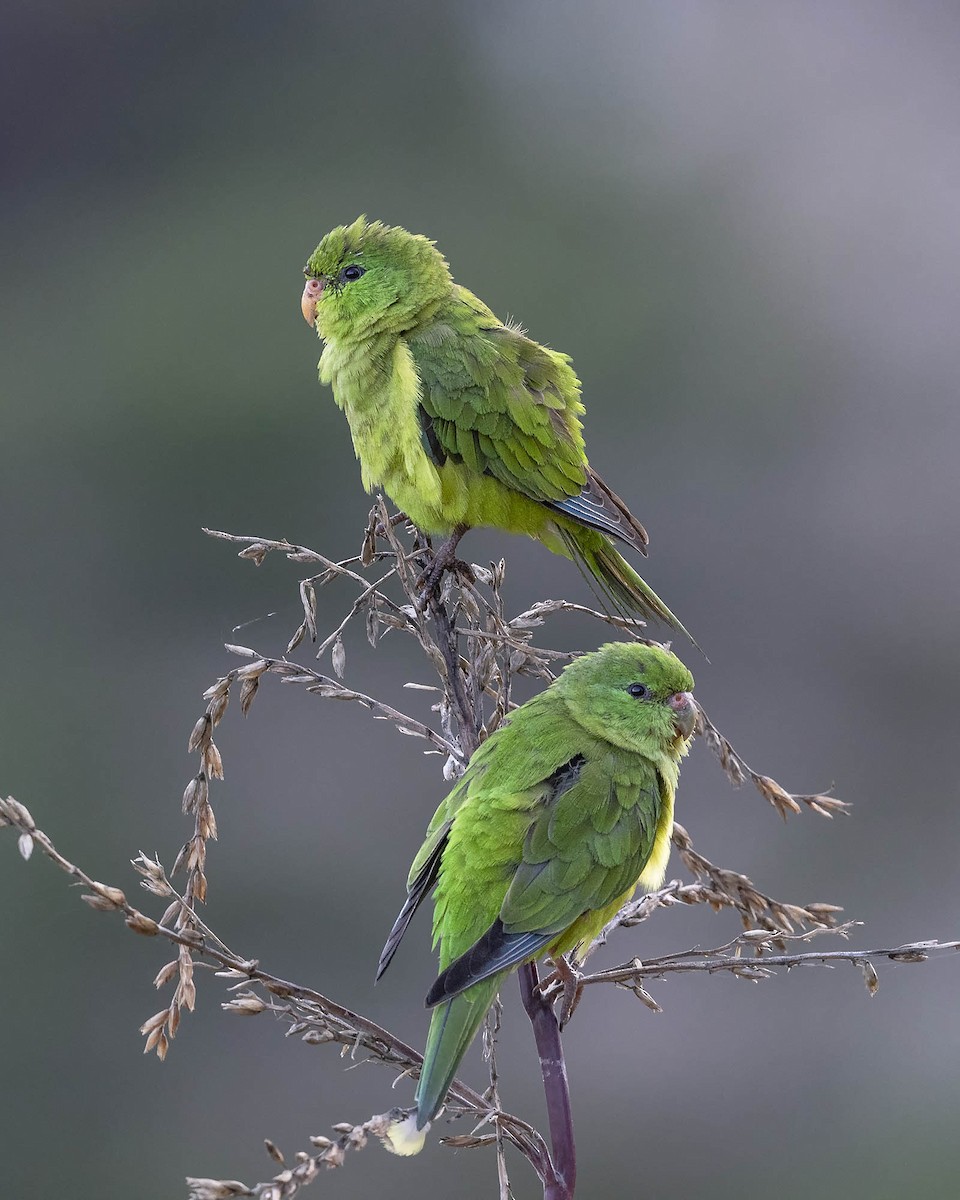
[1,502,870,1199]
[0,794,547,1190]
[696,705,850,821]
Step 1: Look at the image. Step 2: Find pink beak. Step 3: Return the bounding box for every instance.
[301,277,325,326]
[667,691,696,739]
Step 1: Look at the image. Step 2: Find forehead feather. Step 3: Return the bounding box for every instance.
[305,216,442,277]
[565,641,694,693]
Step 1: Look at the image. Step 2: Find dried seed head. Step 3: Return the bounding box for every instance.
[286,621,307,654]
[202,677,230,702]
[140,1008,169,1037]
[182,776,201,815]
[188,714,212,753]
[177,974,198,1012]
[238,542,269,565]
[132,852,171,896]
[17,833,34,861]
[126,912,159,936]
[186,1179,254,1200]
[331,636,346,678]
[203,741,224,780]
[142,1024,166,1054]
[223,993,265,1015]
[805,903,844,922]
[361,523,377,566]
[89,882,127,907]
[236,659,269,681]
[207,692,230,728]
[1,796,36,830]
[859,959,880,995]
[171,841,191,876]
[153,960,179,990]
[239,674,262,713]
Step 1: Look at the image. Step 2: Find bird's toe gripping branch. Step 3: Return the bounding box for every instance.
[543,955,585,1029]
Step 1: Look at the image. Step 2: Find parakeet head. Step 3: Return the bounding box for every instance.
[556,641,696,758]
[301,216,452,341]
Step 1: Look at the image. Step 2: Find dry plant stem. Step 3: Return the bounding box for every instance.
[0,795,550,1190]
[222,647,458,760]
[583,934,960,989]
[696,705,850,821]
[189,511,860,1196]
[6,785,958,1200]
[1,510,874,1198]
[424,573,481,758]
[519,962,576,1200]
[481,1000,514,1200]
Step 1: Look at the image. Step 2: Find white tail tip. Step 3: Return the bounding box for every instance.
[379,1109,429,1157]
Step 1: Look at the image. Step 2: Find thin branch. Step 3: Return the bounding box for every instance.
[518,964,576,1200]
[223,646,460,760]
[582,924,960,997]
[2,504,866,1200]
[0,795,545,1184]
[696,705,850,821]
[185,1113,398,1200]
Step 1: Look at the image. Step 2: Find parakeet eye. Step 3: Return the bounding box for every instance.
[627,683,648,698]
[340,264,365,283]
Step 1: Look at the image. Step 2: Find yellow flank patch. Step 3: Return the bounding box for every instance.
[637,782,675,891]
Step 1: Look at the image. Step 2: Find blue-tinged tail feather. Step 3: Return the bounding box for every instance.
[415,981,500,1130]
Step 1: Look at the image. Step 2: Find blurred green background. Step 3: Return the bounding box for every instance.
[2,3,959,1197]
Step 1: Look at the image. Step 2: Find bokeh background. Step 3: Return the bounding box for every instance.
[3,3,959,1197]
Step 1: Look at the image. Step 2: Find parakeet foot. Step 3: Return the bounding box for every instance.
[546,954,585,1028]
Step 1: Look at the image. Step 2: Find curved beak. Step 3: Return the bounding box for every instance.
[301,277,325,327]
[667,691,696,739]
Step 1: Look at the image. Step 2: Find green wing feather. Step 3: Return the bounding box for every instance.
[409,288,650,555]
[429,758,662,999]
[377,692,578,981]
[410,288,587,499]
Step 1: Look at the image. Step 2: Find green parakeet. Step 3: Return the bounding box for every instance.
[301,217,695,644]
[375,640,696,1155]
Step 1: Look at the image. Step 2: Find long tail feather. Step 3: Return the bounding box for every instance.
[558,526,701,653]
[415,979,500,1131]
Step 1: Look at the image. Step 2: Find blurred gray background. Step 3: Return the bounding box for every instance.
[2,2,959,1197]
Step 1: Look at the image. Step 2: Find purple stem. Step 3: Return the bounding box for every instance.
[518,962,577,1200]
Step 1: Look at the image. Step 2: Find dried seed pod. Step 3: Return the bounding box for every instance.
[331,636,346,678]
[126,912,159,936]
[238,542,269,565]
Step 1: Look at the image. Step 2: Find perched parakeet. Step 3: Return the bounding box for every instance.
[376,640,696,1155]
[301,217,695,644]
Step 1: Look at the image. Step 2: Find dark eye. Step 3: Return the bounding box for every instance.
[627,683,648,698]
[340,264,365,283]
